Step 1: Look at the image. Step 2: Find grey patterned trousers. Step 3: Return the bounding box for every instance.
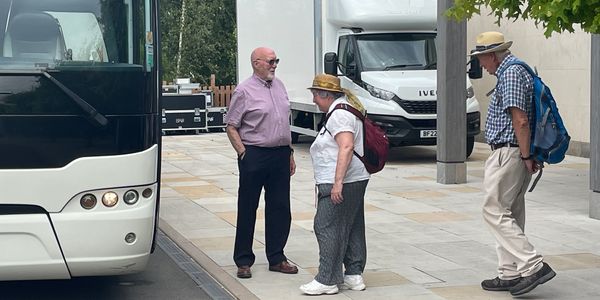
[314,179,369,285]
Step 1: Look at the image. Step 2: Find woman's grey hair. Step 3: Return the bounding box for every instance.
[314,90,343,99]
[332,91,344,99]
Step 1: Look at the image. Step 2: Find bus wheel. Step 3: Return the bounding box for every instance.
[467,136,475,158]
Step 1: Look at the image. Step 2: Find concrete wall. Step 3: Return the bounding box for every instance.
[467,9,592,157]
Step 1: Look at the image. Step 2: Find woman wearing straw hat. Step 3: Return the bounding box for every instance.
[470,31,555,296]
[299,74,370,295]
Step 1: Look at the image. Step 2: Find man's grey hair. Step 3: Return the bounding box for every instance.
[495,49,511,61]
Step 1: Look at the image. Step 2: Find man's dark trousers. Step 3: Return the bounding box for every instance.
[234,145,292,267]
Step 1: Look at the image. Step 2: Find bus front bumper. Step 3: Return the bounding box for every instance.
[50,191,157,277]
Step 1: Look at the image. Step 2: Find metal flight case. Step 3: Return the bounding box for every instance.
[161,93,207,133]
[207,106,227,131]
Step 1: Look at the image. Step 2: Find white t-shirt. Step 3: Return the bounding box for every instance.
[310,97,370,184]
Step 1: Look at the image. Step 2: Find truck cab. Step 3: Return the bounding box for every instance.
[323,29,480,155]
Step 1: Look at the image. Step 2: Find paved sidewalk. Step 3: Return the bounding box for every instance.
[159,133,600,300]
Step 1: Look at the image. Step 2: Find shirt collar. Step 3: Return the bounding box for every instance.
[327,96,346,114]
[495,54,516,77]
[252,74,273,87]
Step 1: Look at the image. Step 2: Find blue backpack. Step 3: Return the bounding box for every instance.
[502,60,571,191]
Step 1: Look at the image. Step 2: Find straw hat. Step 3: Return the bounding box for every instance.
[469,31,513,56]
[308,74,343,93]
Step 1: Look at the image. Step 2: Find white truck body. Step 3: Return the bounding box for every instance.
[236,0,480,155]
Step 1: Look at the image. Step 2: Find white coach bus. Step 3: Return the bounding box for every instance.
[0,0,161,280]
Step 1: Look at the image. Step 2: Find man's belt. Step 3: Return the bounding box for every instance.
[490,142,519,151]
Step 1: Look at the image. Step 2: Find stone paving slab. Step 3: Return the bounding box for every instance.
[159,133,600,300]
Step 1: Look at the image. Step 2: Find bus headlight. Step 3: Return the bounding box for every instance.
[123,190,139,205]
[80,194,97,209]
[125,232,137,244]
[142,188,153,198]
[102,192,119,207]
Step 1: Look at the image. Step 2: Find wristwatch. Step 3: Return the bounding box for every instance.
[521,155,533,160]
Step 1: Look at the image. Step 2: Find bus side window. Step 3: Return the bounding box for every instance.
[46,11,108,62]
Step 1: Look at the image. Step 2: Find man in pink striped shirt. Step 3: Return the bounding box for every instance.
[225,47,298,279]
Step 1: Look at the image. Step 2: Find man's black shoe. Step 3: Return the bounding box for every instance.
[481,277,521,291]
[510,262,556,296]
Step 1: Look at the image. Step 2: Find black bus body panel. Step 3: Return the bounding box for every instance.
[0,71,157,169]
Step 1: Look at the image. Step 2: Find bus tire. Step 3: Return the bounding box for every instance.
[467,136,475,158]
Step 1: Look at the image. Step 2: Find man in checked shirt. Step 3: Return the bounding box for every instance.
[469,32,555,296]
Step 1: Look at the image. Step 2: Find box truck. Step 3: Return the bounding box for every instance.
[236,0,480,157]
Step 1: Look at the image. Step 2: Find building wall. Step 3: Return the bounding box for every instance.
[467,8,591,156]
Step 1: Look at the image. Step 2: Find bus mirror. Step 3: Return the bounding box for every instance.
[468,54,482,79]
[324,52,337,75]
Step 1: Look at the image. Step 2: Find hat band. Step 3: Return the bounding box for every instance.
[475,42,503,51]
[313,81,341,91]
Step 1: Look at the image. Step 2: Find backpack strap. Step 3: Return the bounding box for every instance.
[323,103,365,160]
[325,103,365,122]
[528,165,543,192]
[503,59,536,77]
[493,59,537,92]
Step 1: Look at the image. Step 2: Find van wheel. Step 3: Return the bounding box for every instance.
[291,132,299,144]
[466,136,475,158]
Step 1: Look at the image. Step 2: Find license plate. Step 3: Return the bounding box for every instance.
[420,130,437,138]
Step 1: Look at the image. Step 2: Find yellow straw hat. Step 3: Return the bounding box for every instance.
[308,74,366,114]
[308,74,343,93]
[469,31,513,56]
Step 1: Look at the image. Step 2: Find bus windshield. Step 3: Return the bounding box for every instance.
[0,0,147,70]
[0,0,156,169]
[355,33,437,71]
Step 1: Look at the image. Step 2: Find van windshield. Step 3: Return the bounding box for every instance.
[356,33,437,71]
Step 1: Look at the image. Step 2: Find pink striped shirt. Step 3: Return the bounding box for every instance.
[225,74,291,147]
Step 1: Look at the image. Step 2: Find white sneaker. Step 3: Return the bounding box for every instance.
[299,279,339,295]
[343,274,366,291]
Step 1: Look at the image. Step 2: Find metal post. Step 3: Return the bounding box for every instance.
[436,0,467,184]
[590,34,600,219]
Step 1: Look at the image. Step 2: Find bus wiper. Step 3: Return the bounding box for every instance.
[423,61,437,69]
[383,63,421,70]
[41,71,108,128]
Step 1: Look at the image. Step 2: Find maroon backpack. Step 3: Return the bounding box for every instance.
[325,103,389,174]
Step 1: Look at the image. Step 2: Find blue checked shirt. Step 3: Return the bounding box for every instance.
[485,54,534,145]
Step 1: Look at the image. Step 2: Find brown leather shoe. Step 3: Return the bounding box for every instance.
[269,260,298,274]
[237,266,252,279]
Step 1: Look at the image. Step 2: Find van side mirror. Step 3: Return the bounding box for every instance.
[346,64,356,78]
[468,54,482,79]
[324,52,337,75]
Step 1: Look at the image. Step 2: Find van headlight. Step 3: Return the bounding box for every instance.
[364,82,395,101]
[466,86,474,99]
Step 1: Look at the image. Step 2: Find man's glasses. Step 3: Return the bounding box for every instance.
[256,58,280,65]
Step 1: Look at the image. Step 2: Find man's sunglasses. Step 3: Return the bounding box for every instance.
[256,58,280,65]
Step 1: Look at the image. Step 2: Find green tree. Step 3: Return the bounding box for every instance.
[446,0,600,36]
[159,0,181,83]
[159,0,236,85]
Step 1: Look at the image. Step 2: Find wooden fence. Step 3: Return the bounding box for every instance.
[202,74,235,107]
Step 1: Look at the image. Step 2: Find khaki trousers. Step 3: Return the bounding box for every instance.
[482,146,543,279]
